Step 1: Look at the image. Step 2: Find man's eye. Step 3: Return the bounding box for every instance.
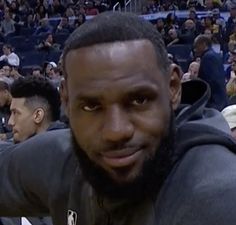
[131,96,148,106]
[82,104,101,112]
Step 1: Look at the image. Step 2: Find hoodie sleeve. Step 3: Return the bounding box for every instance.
[0,129,76,218]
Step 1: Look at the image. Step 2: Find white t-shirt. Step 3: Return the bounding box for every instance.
[0,52,20,67]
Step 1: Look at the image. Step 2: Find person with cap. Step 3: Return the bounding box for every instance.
[222,105,236,139]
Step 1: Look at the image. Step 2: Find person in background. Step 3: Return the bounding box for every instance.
[193,34,228,110]
[1,75,65,225]
[222,105,236,139]
[8,75,65,143]
[182,61,200,81]
[0,44,20,68]
[0,80,12,141]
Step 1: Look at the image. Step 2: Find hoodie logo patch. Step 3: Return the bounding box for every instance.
[68,210,77,225]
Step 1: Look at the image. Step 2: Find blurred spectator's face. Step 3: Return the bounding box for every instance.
[156,19,164,28]
[184,19,195,29]
[2,46,10,56]
[204,28,212,38]
[32,69,41,76]
[205,17,212,26]
[2,66,11,76]
[168,29,178,39]
[0,89,10,107]
[188,62,200,78]
[8,98,38,143]
[46,63,53,74]
[46,34,53,43]
[61,17,68,26]
[11,2,17,9]
[4,12,10,20]
[205,0,213,9]
[189,11,196,20]
[193,40,205,57]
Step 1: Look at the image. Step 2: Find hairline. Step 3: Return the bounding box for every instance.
[62,39,170,80]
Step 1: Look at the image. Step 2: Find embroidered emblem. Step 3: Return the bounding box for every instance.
[68,210,78,225]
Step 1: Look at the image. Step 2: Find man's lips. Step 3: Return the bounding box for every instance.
[100,147,142,168]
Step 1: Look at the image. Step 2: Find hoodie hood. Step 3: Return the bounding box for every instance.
[174,79,235,164]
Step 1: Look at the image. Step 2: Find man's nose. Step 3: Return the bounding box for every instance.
[8,114,14,127]
[102,105,134,143]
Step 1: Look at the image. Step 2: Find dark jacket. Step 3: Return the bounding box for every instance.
[198,48,228,111]
[1,80,236,225]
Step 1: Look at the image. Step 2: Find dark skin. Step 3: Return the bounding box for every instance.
[62,40,181,184]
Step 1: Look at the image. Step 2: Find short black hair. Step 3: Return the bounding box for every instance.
[0,80,9,91]
[195,34,212,48]
[62,11,170,78]
[10,76,61,121]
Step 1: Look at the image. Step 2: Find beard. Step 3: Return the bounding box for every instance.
[71,111,176,200]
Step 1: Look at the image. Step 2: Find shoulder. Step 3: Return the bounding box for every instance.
[158,145,236,224]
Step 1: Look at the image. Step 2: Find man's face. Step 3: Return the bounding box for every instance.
[193,39,204,57]
[8,98,37,143]
[64,40,181,185]
[0,89,9,107]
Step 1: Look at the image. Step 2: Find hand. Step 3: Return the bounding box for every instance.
[0,133,7,141]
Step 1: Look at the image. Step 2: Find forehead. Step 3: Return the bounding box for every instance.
[10,98,28,110]
[65,39,163,80]
[65,40,167,100]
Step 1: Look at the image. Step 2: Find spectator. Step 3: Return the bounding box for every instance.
[0,44,20,67]
[56,16,73,34]
[33,18,53,36]
[222,105,236,139]
[36,33,60,51]
[182,61,200,81]
[165,28,180,46]
[85,1,99,16]
[226,58,236,96]
[179,19,198,44]
[31,66,42,76]
[226,5,236,41]
[0,80,12,141]
[43,61,57,77]
[1,10,15,37]
[193,34,228,110]
[74,13,86,27]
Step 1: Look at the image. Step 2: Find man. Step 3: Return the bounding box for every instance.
[8,75,64,143]
[1,12,236,225]
[193,34,228,111]
[0,80,12,141]
[1,75,65,225]
[0,45,20,68]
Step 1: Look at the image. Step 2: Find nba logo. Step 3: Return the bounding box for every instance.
[68,210,78,225]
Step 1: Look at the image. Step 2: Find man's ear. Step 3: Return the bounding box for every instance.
[34,108,45,124]
[60,79,69,117]
[169,63,182,110]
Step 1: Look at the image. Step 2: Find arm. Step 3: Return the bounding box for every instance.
[0,129,76,218]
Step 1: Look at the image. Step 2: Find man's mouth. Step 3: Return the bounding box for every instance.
[100,147,142,168]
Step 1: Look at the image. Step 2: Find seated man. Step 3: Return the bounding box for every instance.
[1,76,66,225]
[0,80,12,141]
[8,75,66,143]
[1,12,236,225]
